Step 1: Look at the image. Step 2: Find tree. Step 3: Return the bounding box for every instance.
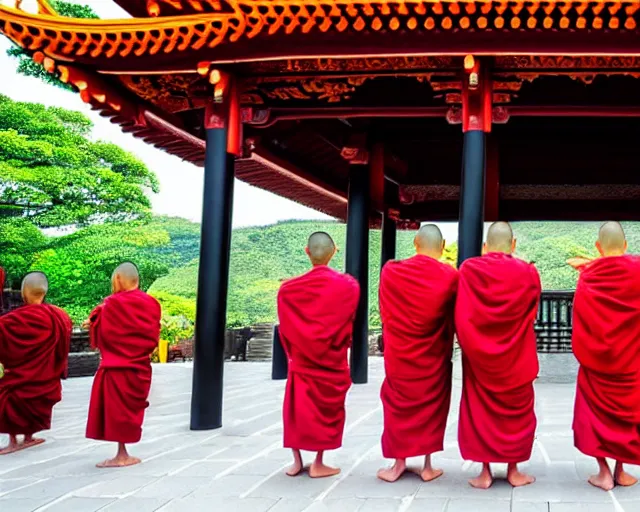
[30,222,171,321]
[7,1,98,91]
[0,218,46,284]
[0,94,159,227]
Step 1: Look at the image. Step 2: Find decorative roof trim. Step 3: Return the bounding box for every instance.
[3,1,640,64]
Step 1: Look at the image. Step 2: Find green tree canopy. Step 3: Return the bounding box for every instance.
[0,94,159,227]
[30,221,171,321]
[7,1,98,91]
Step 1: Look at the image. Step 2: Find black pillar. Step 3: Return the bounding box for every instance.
[380,210,397,271]
[457,130,486,266]
[345,165,370,384]
[271,325,288,380]
[190,127,235,430]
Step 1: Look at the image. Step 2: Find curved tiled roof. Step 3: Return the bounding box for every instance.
[2,1,640,71]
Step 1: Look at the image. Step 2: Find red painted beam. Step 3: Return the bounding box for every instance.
[249,105,640,128]
[509,106,640,117]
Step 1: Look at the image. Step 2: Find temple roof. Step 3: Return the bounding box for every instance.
[3,0,640,223]
[3,1,640,70]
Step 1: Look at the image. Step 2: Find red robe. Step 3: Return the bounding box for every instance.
[379,255,458,459]
[278,265,360,451]
[572,255,640,464]
[0,304,71,435]
[456,252,541,463]
[86,289,161,444]
[0,267,5,313]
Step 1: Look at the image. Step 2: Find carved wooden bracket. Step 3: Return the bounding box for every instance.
[462,56,492,133]
[341,134,369,165]
[203,71,242,155]
[447,106,509,125]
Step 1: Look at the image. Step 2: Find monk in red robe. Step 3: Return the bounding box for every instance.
[570,221,640,491]
[377,224,458,483]
[0,266,6,313]
[456,222,540,489]
[85,262,161,468]
[278,232,360,478]
[0,272,71,454]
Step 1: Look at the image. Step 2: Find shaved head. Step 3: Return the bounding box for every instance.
[306,232,336,266]
[597,221,627,256]
[414,224,445,258]
[485,221,515,254]
[21,271,48,305]
[112,262,140,293]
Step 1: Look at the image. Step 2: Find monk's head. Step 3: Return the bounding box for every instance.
[414,224,445,259]
[596,221,627,257]
[305,231,337,266]
[111,262,140,294]
[484,221,516,255]
[21,271,48,305]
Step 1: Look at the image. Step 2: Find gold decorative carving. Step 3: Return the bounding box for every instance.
[246,56,459,75]
[495,56,640,70]
[243,77,369,104]
[119,74,209,113]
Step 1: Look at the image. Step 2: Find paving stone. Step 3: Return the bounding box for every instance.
[39,497,116,511]
[415,467,512,501]
[445,498,512,512]
[267,499,314,512]
[101,498,171,512]
[330,472,421,499]
[0,359,637,511]
[236,472,332,500]
[302,498,365,511]
[0,497,55,512]
[159,497,278,511]
[513,481,611,503]
[357,498,403,511]
[73,476,157,498]
[512,503,550,512]
[170,460,235,477]
[0,478,42,495]
[132,476,212,499]
[3,477,97,499]
[549,504,616,511]
[404,498,449,511]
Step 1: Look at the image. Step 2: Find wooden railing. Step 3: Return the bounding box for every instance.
[535,290,574,353]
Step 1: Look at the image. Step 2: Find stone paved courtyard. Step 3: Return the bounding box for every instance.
[1,356,639,512]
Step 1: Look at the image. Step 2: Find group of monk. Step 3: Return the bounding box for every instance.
[1,221,638,492]
[278,221,640,491]
[0,262,161,468]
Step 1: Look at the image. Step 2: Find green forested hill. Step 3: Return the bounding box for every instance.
[149,219,638,328]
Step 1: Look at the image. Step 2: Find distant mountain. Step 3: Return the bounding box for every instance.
[150,219,636,327]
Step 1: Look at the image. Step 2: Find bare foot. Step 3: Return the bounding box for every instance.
[507,470,536,487]
[96,455,141,468]
[377,460,406,482]
[286,461,304,477]
[286,449,304,477]
[420,467,444,482]
[615,469,638,487]
[588,472,614,491]
[309,462,340,478]
[0,438,45,455]
[469,465,493,489]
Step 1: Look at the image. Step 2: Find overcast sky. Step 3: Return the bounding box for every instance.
[0,1,462,240]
